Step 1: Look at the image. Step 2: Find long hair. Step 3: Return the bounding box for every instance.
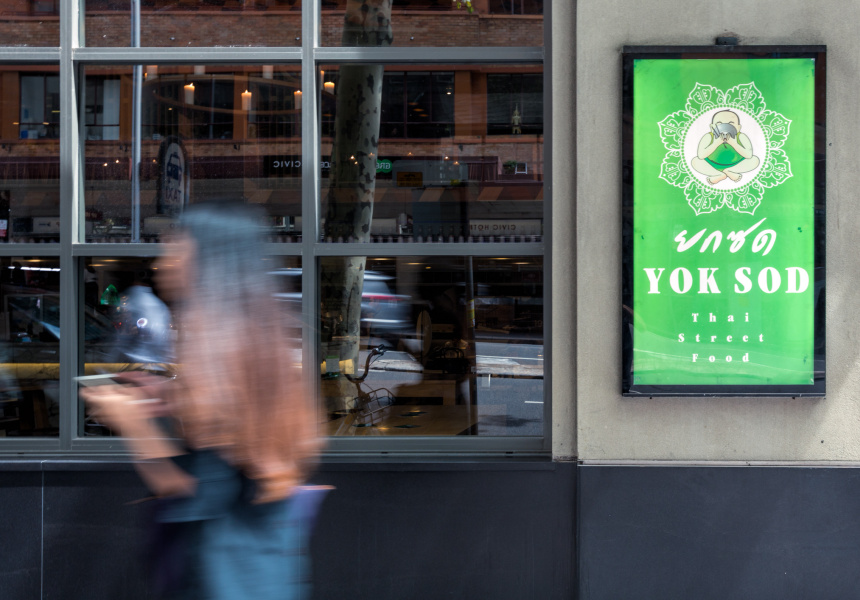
[172,203,321,503]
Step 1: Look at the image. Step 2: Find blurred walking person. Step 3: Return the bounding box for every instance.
[82,203,323,599]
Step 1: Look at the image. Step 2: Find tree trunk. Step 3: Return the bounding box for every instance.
[320,1,392,412]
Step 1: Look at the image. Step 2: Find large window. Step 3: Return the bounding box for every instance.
[0,2,547,454]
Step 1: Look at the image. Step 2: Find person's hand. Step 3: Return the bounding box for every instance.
[115,372,177,411]
[81,383,167,433]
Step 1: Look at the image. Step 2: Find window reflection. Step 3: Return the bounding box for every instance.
[321,0,543,47]
[0,257,61,437]
[0,66,61,243]
[82,255,301,436]
[321,256,543,437]
[0,2,59,46]
[321,64,543,244]
[83,65,302,243]
[20,74,60,140]
[84,0,302,48]
[85,76,121,141]
[487,73,543,136]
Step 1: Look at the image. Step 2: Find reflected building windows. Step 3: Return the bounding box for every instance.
[83,65,302,243]
[487,72,543,136]
[488,0,543,15]
[380,72,455,139]
[85,76,122,141]
[31,0,60,15]
[321,64,544,244]
[249,72,301,140]
[20,75,60,140]
[0,66,61,243]
[144,74,235,141]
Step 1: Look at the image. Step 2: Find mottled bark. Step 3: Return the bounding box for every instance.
[320,1,392,410]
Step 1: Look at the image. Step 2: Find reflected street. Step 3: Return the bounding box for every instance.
[354,340,544,436]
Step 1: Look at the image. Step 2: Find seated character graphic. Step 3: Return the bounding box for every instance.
[690,110,760,185]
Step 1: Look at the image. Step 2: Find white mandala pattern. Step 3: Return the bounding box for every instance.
[657,82,792,216]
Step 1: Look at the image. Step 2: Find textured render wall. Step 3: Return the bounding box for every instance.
[576,0,860,461]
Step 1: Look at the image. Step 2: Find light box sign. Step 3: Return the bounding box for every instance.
[622,46,825,396]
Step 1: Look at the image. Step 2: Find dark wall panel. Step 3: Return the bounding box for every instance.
[0,460,576,600]
[309,462,576,600]
[0,471,42,599]
[13,461,860,600]
[42,470,155,600]
[578,466,860,600]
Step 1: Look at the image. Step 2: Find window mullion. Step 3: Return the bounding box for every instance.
[59,0,83,449]
[541,0,553,452]
[302,0,321,439]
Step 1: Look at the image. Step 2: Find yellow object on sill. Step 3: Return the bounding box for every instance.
[320,359,355,376]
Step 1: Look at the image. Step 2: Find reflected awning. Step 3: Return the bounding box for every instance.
[477,186,504,201]
[416,188,445,203]
[247,189,273,204]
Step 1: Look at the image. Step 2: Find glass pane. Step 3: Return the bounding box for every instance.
[322,0,543,47]
[320,65,543,243]
[82,255,301,436]
[84,65,302,243]
[0,1,59,47]
[84,0,302,47]
[0,257,61,437]
[0,65,61,243]
[321,255,543,436]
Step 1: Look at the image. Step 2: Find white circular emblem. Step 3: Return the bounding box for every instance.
[683,108,766,191]
[658,82,793,215]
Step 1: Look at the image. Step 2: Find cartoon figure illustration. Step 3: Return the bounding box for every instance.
[690,110,760,185]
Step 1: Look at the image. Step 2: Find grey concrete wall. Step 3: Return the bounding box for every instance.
[574,0,860,460]
[551,1,577,460]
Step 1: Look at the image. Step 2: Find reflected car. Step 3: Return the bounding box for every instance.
[5,291,174,368]
[271,268,413,344]
[6,293,116,346]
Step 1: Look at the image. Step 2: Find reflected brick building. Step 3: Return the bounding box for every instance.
[0,2,543,241]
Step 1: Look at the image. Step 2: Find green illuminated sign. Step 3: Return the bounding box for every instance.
[623,49,825,394]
